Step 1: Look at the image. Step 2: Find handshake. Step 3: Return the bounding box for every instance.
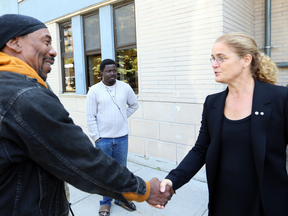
[146,177,175,209]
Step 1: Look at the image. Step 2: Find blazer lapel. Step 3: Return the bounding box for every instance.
[251,79,272,186]
[206,88,228,194]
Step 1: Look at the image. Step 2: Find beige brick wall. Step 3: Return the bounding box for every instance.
[254,0,288,86]
[223,0,254,35]
[135,0,225,104]
[129,0,288,172]
[272,0,288,86]
[129,0,227,173]
[47,0,288,175]
[254,0,265,48]
[271,0,288,63]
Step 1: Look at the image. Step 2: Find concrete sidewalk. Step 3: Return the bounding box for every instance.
[68,161,209,216]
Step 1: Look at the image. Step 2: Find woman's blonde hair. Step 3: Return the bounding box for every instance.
[215,32,278,84]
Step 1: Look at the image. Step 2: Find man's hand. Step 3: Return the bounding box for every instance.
[160,179,173,192]
[146,177,174,209]
[152,179,174,209]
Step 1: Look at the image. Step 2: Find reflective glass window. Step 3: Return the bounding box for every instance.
[84,14,101,51]
[114,3,136,47]
[60,22,75,92]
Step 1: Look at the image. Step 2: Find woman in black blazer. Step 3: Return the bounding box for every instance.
[158,32,288,216]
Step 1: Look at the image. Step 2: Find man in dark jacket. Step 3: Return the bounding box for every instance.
[0,14,173,216]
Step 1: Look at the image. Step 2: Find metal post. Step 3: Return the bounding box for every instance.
[265,0,271,57]
[277,62,288,68]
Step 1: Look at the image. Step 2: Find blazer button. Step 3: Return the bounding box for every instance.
[260,112,264,115]
[255,111,259,115]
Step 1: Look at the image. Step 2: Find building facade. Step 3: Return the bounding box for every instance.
[1,0,287,179]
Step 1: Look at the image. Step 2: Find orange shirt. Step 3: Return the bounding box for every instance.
[0,52,47,88]
[122,181,150,202]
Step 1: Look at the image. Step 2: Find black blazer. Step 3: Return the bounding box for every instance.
[167,79,288,216]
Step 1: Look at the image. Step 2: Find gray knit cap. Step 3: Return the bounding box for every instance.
[0,14,47,50]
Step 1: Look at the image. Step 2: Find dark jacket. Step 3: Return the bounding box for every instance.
[166,79,288,216]
[0,71,146,216]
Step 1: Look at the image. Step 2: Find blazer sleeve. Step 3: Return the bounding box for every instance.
[166,96,211,191]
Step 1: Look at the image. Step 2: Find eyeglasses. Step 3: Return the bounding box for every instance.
[210,55,238,64]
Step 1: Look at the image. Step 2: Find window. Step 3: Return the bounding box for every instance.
[60,22,75,92]
[83,13,102,89]
[114,1,138,93]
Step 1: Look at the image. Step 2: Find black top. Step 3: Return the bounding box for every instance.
[212,115,264,216]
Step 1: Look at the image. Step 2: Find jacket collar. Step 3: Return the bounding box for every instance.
[208,79,271,191]
[0,52,47,88]
[206,88,228,194]
[250,79,272,186]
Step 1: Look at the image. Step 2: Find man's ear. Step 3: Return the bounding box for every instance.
[5,37,22,53]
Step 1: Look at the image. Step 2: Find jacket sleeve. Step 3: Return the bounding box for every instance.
[166,96,211,191]
[3,87,148,204]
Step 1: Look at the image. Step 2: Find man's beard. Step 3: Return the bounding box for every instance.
[38,67,47,81]
[108,79,116,85]
[39,57,54,82]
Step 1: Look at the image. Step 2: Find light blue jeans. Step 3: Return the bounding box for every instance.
[96,135,128,207]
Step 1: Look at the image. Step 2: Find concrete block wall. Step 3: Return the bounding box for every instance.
[127,101,206,180]
[57,94,93,143]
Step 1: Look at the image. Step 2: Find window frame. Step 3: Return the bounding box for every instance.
[82,12,102,92]
[113,0,138,93]
[59,21,74,93]
[113,0,137,51]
